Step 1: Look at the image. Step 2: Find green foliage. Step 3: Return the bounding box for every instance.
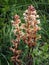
[0,0,49,65]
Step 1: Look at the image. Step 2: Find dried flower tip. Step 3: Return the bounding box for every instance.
[28,5,35,11]
[14,14,20,20]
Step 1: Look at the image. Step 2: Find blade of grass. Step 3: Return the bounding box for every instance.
[1,53,10,65]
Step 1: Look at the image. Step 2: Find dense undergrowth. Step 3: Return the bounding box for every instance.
[0,0,49,65]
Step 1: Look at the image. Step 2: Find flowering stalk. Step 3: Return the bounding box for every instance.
[23,5,41,65]
[10,15,22,65]
[23,5,41,47]
[10,5,41,65]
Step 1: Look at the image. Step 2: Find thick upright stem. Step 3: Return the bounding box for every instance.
[26,47,33,65]
[13,62,16,65]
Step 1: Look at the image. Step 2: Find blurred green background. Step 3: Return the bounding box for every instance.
[0,0,49,65]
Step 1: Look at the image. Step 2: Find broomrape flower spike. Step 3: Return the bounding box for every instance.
[10,5,41,65]
[23,5,41,47]
[10,14,22,65]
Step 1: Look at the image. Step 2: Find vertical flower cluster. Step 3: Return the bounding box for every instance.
[23,5,41,47]
[10,15,22,65]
